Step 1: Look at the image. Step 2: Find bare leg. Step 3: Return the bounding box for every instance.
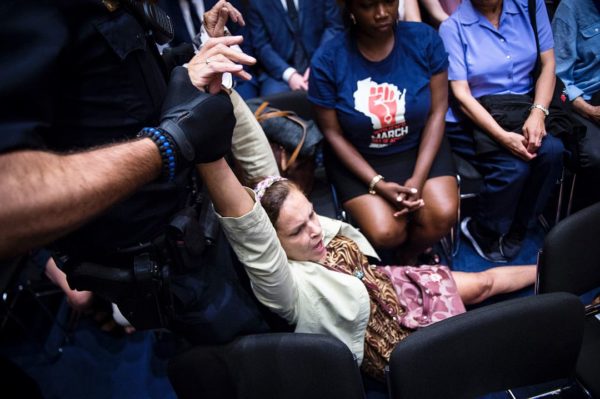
[344,194,409,249]
[398,176,458,264]
[345,176,457,264]
[452,265,536,305]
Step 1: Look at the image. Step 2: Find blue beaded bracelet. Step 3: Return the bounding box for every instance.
[137,127,177,182]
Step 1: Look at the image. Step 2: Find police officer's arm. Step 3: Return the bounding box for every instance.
[0,139,163,259]
[0,36,246,260]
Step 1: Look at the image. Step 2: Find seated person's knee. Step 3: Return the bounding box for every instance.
[434,202,458,232]
[538,135,565,164]
[418,198,458,237]
[366,224,407,249]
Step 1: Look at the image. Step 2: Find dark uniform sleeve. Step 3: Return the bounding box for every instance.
[0,1,68,153]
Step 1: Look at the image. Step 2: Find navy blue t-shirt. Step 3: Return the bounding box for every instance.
[308,22,448,156]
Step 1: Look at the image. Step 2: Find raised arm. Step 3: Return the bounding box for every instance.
[196,159,298,322]
[202,0,246,38]
[197,158,254,217]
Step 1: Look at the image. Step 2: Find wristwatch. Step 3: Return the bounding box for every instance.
[529,103,549,117]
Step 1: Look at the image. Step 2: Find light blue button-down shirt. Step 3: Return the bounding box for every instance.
[552,0,600,102]
[439,0,554,122]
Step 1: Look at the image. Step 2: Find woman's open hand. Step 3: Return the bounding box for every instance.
[187,36,256,93]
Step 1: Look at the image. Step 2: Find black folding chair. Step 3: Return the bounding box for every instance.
[536,201,600,398]
[387,293,584,399]
[167,332,366,399]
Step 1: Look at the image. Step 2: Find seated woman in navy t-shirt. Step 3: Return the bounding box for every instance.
[308,0,457,264]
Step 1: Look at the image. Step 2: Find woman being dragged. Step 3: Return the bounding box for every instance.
[198,157,535,380]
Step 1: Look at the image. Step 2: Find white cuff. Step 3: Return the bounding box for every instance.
[283,67,297,83]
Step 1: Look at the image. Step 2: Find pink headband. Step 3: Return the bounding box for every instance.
[253,176,288,202]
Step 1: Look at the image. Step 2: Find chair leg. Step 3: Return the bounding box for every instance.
[439,236,453,267]
[566,173,577,218]
[329,184,347,222]
[554,168,566,226]
[553,169,577,225]
[439,174,461,265]
[452,175,462,258]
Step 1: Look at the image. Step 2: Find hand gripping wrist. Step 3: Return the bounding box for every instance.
[157,66,236,168]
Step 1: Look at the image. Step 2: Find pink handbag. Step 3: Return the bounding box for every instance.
[378,265,466,329]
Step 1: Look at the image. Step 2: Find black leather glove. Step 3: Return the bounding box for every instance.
[141,66,236,180]
[161,65,236,164]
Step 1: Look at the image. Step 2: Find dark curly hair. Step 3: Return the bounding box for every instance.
[255,179,302,227]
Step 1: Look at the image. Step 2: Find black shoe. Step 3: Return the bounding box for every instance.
[461,217,507,263]
[499,225,527,260]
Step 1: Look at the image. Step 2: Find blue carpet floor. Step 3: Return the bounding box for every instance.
[0,300,177,399]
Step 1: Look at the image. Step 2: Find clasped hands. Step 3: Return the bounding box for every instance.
[374,179,425,218]
[503,111,547,161]
[289,68,310,91]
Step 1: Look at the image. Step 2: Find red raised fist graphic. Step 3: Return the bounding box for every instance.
[369,85,397,127]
